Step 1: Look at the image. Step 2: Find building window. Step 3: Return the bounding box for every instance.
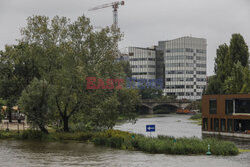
[186,48,193,52]
[214,118,219,131]
[186,70,194,74]
[186,85,193,89]
[196,71,206,75]
[186,92,194,96]
[227,119,233,132]
[148,65,156,68]
[177,92,185,96]
[209,99,217,114]
[186,78,194,81]
[196,49,206,53]
[235,99,250,114]
[221,119,226,131]
[186,63,194,67]
[210,118,213,131]
[203,118,208,130]
[225,100,233,115]
[132,72,147,75]
[129,52,134,56]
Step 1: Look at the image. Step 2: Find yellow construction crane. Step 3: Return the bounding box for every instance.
[88,1,125,29]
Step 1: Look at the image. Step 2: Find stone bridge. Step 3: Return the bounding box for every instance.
[141,99,191,114]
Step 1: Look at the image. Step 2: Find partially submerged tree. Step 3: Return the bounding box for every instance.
[16,15,140,132]
[18,78,55,134]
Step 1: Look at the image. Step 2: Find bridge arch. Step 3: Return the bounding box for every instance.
[153,104,178,114]
[141,103,178,114]
[140,99,191,114]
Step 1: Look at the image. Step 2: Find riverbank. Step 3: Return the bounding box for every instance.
[0,129,239,156]
[189,113,202,125]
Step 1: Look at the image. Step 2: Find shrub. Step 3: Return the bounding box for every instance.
[0,130,19,139]
[0,129,239,156]
[190,113,202,120]
[21,130,49,140]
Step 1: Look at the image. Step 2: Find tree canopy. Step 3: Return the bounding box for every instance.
[206,33,250,94]
[0,15,140,132]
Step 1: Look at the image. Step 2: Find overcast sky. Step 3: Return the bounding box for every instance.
[0,0,250,75]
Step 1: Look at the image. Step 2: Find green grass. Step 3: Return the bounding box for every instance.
[238,149,250,153]
[190,113,202,120]
[0,130,239,156]
[189,113,202,125]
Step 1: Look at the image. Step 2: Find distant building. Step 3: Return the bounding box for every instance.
[157,36,207,100]
[116,53,129,62]
[128,47,156,80]
[127,36,207,100]
[202,94,250,139]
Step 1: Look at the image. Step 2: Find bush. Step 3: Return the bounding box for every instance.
[21,130,49,140]
[50,131,95,141]
[190,113,202,120]
[93,130,136,149]
[0,130,19,139]
[92,130,238,155]
[0,129,239,156]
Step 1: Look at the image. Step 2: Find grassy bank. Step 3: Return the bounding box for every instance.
[190,113,202,120]
[0,130,239,156]
[189,113,202,125]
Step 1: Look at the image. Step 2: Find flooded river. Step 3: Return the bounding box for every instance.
[0,114,249,167]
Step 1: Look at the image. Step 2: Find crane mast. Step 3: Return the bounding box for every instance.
[88,1,125,29]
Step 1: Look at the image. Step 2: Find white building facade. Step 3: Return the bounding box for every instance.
[128,47,156,80]
[158,37,207,100]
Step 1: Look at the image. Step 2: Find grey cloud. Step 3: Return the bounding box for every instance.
[0,0,250,75]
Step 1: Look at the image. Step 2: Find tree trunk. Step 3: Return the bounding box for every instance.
[63,117,69,132]
[7,106,12,123]
[39,125,49,134]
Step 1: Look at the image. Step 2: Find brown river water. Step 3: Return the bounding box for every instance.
[0,114,249,167]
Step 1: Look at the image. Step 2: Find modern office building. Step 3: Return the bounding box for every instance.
[157,36,207,100]
[128,36,207,100]
[116,53,129,62]
[128,47,156,80]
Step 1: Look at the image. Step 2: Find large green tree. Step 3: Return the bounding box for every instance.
[206,33,250,94]
[229,33,249,68]
[14,15,140,132]
[214,44,230,84]
[223,62,250,94]
[0,43,40,122]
